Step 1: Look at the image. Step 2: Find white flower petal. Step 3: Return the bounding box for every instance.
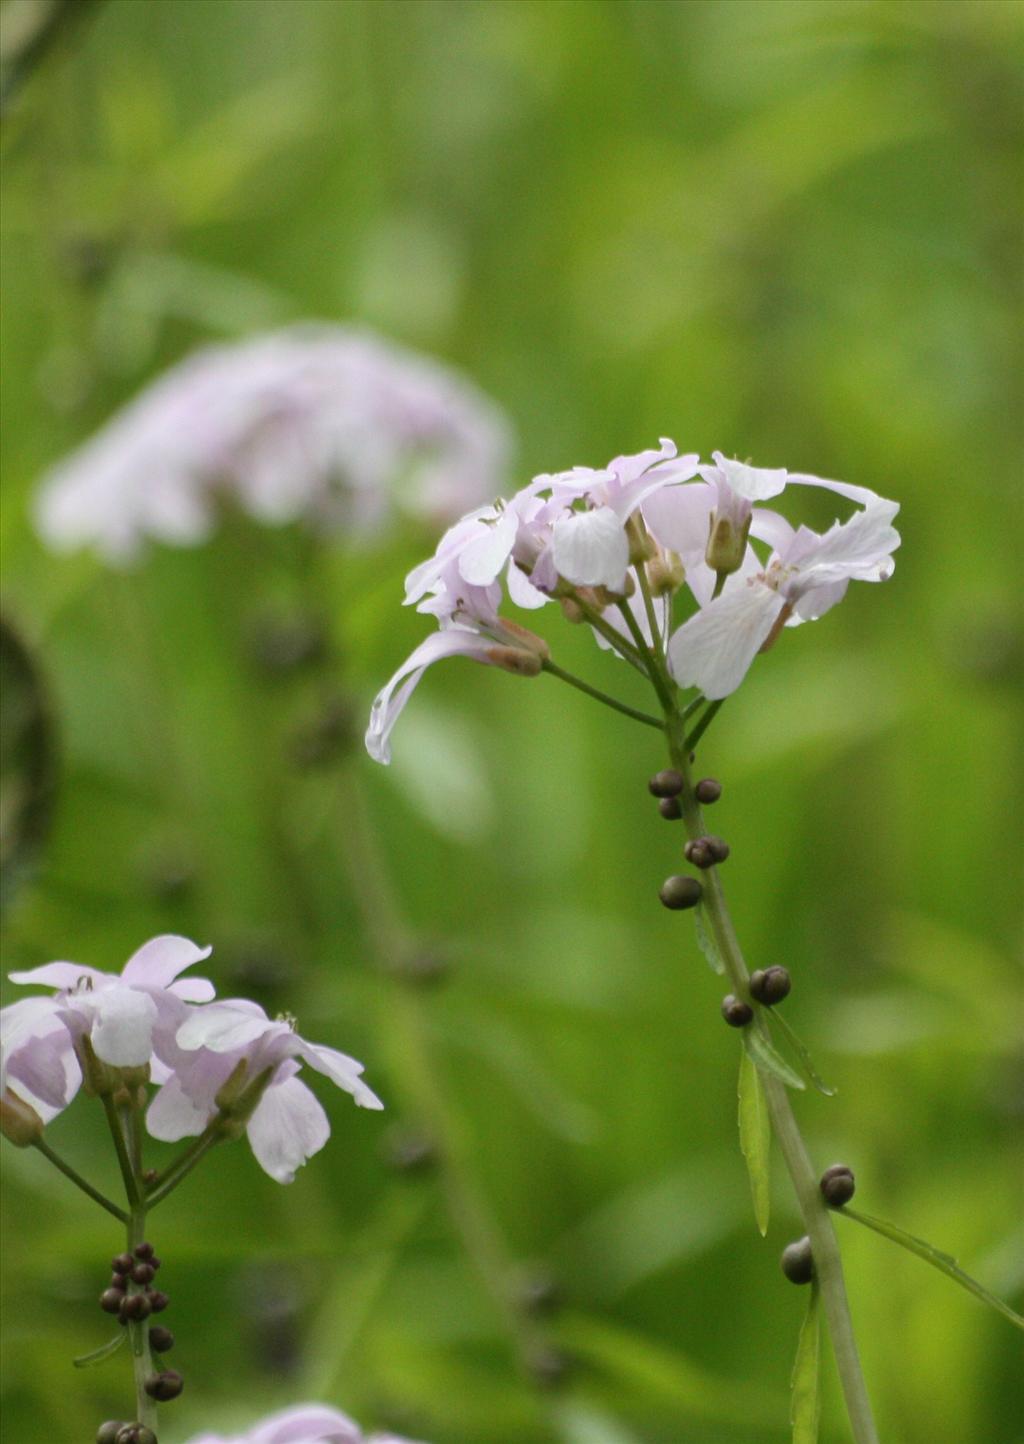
[365,628,499,765]
[792,499,900,591]
[146,1075,211,1142]
[246,1076,330,1184]
[506,559,549,610]
[7,961,108,991]
[551,507,629,588]
[299,1041,384,1110]
[176,1002,270,1053]
[711,453,789,501]
[91,987,159,1067]
[457,507,519,586]
[668,583,784,699]
[250,1404,363,1444]
[121,934,213,989]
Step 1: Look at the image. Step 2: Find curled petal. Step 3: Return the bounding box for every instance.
[146,1074,211,1142]
[7,961,107,991]
[708,453,789,501]
[299,1040,384,1111]
[246,1076,330,1184]
[177,1001,270,1053]
[365,629,499,765]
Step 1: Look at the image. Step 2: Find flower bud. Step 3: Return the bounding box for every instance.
[659,875,703,910]
[705,509,751,578]
[149,1325,174,1353]
[694,777,722,804]
[658,797,682,821]
[646,551,685,598]
[0,1089,44,1147]
[720,994,753,1028]
[648,769,684,798]
[820,1164,856,1207]
[77,1036,116,1097]
[100,1288,125,1314]
[559,597,585,624]
[626,513,656,567]
[484,645,544,678]
[781,1236,814,1285]
[749,966,791,1006]
[497,618,552,659]
[144,1368,183,1401]
[684,838,712,869]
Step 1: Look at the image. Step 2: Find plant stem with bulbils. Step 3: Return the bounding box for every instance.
[623,564,878,1442]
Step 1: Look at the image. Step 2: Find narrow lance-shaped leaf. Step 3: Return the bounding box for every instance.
[694,905,725,975]
[790,1279,821,1444]
[74,1332,126,1368]
[744,1027,806,1092]
[840,1207,1024,1332]
[738,1044,771,1236]
[769,1010,836,1097]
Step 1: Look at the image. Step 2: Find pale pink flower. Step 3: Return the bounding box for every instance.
[148,1000,383,1183]
[667,498,901,698]
[3,936,215,1118]
[34,326,513,563]
[181,1404,429,1444]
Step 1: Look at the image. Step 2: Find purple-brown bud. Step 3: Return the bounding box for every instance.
[100,1288,125,1315]
[720,995,753,1028]
[0,1089,44,1147]
[781,1236,814,1285]
[749,966,791,1006]
[132,1263,155,1285]
[144,1368,183,1401]
[820,1164,856,1207]
[648,769,684,798]
[694,777,722,804]
[147,1290,169,1313]
[658,797,682,821]
[149,1325,174,1353]
[659,875,703,910]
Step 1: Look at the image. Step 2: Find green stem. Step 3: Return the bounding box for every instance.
[145,1127,222,1211]
[542,659,664,730]
[102,1095,140,1210]
[126,1201,158,1431]
[570,595,650,676]
[685,698,723,752]
[663,709,879,1444]
[30,1137,128,1223]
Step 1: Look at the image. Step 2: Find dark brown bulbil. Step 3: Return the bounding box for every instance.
[749,966,792,1005]
[781,1236,815,1285]
[720,994,753,1027]
[820,1163,856,1207]
[648,768,684,798]
[659,875,703,910]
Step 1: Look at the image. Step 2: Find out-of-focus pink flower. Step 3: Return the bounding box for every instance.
[667,498,901,698]
[148,999,383,1183]
[2,936,215,1118]
[181,1402,429,1444]
[34,325,513,563]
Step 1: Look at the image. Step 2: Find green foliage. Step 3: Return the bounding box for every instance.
[1,2,1021,1442]
[737,1044,771,1237]
[790,1281,821,1444]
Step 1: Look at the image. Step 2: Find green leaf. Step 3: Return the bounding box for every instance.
[738,1044,771,1236]
[694,905,725,975]
[790,1279,821,1444]
[73,1333,126,1368]
[744,1028,806,1091]
[770,1011,837,1097]
[840,1207,1024,1331]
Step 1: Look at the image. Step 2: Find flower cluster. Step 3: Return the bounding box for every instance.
[0,935,383,1182]
[34,325,513,563]
[366,442,900,760]
[183,1404,427,1444]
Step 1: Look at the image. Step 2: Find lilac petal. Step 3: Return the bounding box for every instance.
[785,471,882,508]
[299,1040,385,1110]
[457,507,519,587]
[365,628,498,765]
[176,1002,270,1053]
[91,987,159,1066]
[792,499,900,591]
[250,1405,362,1444]
[748,507,795,556]
[4,1005,79,1109]
[122,934,213,989]
[711,453,789,501]
[668,584,784,699]
[551,506,629,588]
[8,961,107,991]
[642,481,715,558]
[246,1076,330,1183]
[146,1075,211,1142]
[169,977,217,1003]
[506,560,548,610]
[790,577,850,623]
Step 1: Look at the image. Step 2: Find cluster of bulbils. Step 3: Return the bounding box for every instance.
[782,1167,858,1287]
[99,1239,180,1419]
[366,441,900,765]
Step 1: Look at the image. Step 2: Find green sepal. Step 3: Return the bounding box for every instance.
[737,1044,771,1236]
[840,1207,1024,1332]
[73,1332,126,1368]
[769,1011,836,1097]
[790,1279,821,1444]
[743,1028,806,1091]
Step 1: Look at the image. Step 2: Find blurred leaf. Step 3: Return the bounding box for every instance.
[790,1279,821,1444]
[388,702,496,843]
[738,1044,771,1237]
[840,1207,1024,1332]
[744,1029,806,1092]
[0,615,57,904]
[555,1402,644,1444]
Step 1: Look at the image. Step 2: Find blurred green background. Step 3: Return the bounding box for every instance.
[1,1,1022,1441]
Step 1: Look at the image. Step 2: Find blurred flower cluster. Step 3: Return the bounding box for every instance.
[368,441,901,760]
[33,326,513,563]
[184,1402,427,1444]
[1,935,382,1182]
